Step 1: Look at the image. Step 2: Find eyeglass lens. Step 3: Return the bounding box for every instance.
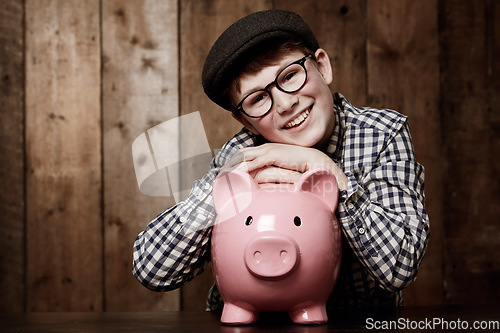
[240,58,308,118]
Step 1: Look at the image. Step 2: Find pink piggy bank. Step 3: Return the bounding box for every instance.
[211,167,342,325]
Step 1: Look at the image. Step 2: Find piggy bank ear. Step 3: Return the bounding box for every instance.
[213,168,259,216]
[295,168,338,212]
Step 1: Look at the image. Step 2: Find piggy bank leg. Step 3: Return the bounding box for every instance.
[289,303,328,324]
[221,303,258,325]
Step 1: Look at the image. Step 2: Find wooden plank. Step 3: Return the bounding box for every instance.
[25,0,102,311]
[440,0,500,305]
[275,0,368,106]
[179,0,272,310]
[102,0,180,311]
[366,0,443,305]
[0,0,25,312]
[180,0,272,150]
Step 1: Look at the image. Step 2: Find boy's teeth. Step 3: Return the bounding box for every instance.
[286,109,310,128]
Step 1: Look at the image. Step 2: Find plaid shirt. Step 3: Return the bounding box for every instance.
[132,93,430,310]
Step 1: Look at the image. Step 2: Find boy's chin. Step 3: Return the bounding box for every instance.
[278,119,333,148]
[273,133,326,148]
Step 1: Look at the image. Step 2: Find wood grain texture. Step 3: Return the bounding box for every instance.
[366,0,443,306]
[102,0,180,311]
[0,0,498,312]
[25,0,102,311]
[274,0,368,106]
[179,0,272,310]
[0,0,25,312]
[439,0,500,304]
[179,0,272,149]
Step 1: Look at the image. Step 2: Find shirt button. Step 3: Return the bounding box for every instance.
[347,203,354,209]
[358,227,365,235]
[204,183,211,190]
[180,217,187,223]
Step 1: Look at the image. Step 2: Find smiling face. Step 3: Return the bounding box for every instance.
[230,48,335,149]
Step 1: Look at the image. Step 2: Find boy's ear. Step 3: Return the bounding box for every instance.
[232,112,261,135]
[314,48,333,85]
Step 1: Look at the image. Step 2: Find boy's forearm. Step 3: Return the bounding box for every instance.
[132,173,217,291]
[231,143,348,191]
[132,203,215,291]
[338,168,428,291]
[337,122,429,291]
[132,128,257,292]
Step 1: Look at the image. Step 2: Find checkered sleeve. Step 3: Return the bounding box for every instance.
[337,120,430,292]
[132,128,258,292]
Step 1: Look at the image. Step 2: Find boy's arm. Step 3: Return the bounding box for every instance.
[338,121,429,292]
[132,168,217,292]
[132,128,259,292]
[225,143,348,190]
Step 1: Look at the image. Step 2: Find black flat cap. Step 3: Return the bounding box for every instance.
[202,9,319,110]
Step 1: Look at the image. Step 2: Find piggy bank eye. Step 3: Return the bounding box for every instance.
[245,216,253,226]
[294,216,302,227]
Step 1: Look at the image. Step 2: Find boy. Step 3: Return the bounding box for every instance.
[133,9,429,310]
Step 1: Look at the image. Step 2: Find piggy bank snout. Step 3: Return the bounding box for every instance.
[244,235,299,279]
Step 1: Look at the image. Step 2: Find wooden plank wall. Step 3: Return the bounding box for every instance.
[0,0,25,313]
[365,0,443,306]
[24,0,102,311]
[0,0,498,312]
[101,0,180,312]
[439,0,500,304]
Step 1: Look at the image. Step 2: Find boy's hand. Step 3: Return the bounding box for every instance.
[222,143,348,190]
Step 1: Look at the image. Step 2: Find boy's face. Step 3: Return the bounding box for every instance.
[232,49,335,149]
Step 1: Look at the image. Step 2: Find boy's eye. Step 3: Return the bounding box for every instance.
[248,92,268,106]
[282,71,297,82]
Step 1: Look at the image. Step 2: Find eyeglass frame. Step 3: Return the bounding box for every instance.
[234,54,313,118]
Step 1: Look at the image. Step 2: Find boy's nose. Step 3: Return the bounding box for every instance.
[271,88,299,115]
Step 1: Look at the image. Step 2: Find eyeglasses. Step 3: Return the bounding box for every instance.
[235,55,312,118]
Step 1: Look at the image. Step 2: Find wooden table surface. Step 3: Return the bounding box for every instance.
[1,305,499,332]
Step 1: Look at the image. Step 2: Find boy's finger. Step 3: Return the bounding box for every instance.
[253,166,301,184]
